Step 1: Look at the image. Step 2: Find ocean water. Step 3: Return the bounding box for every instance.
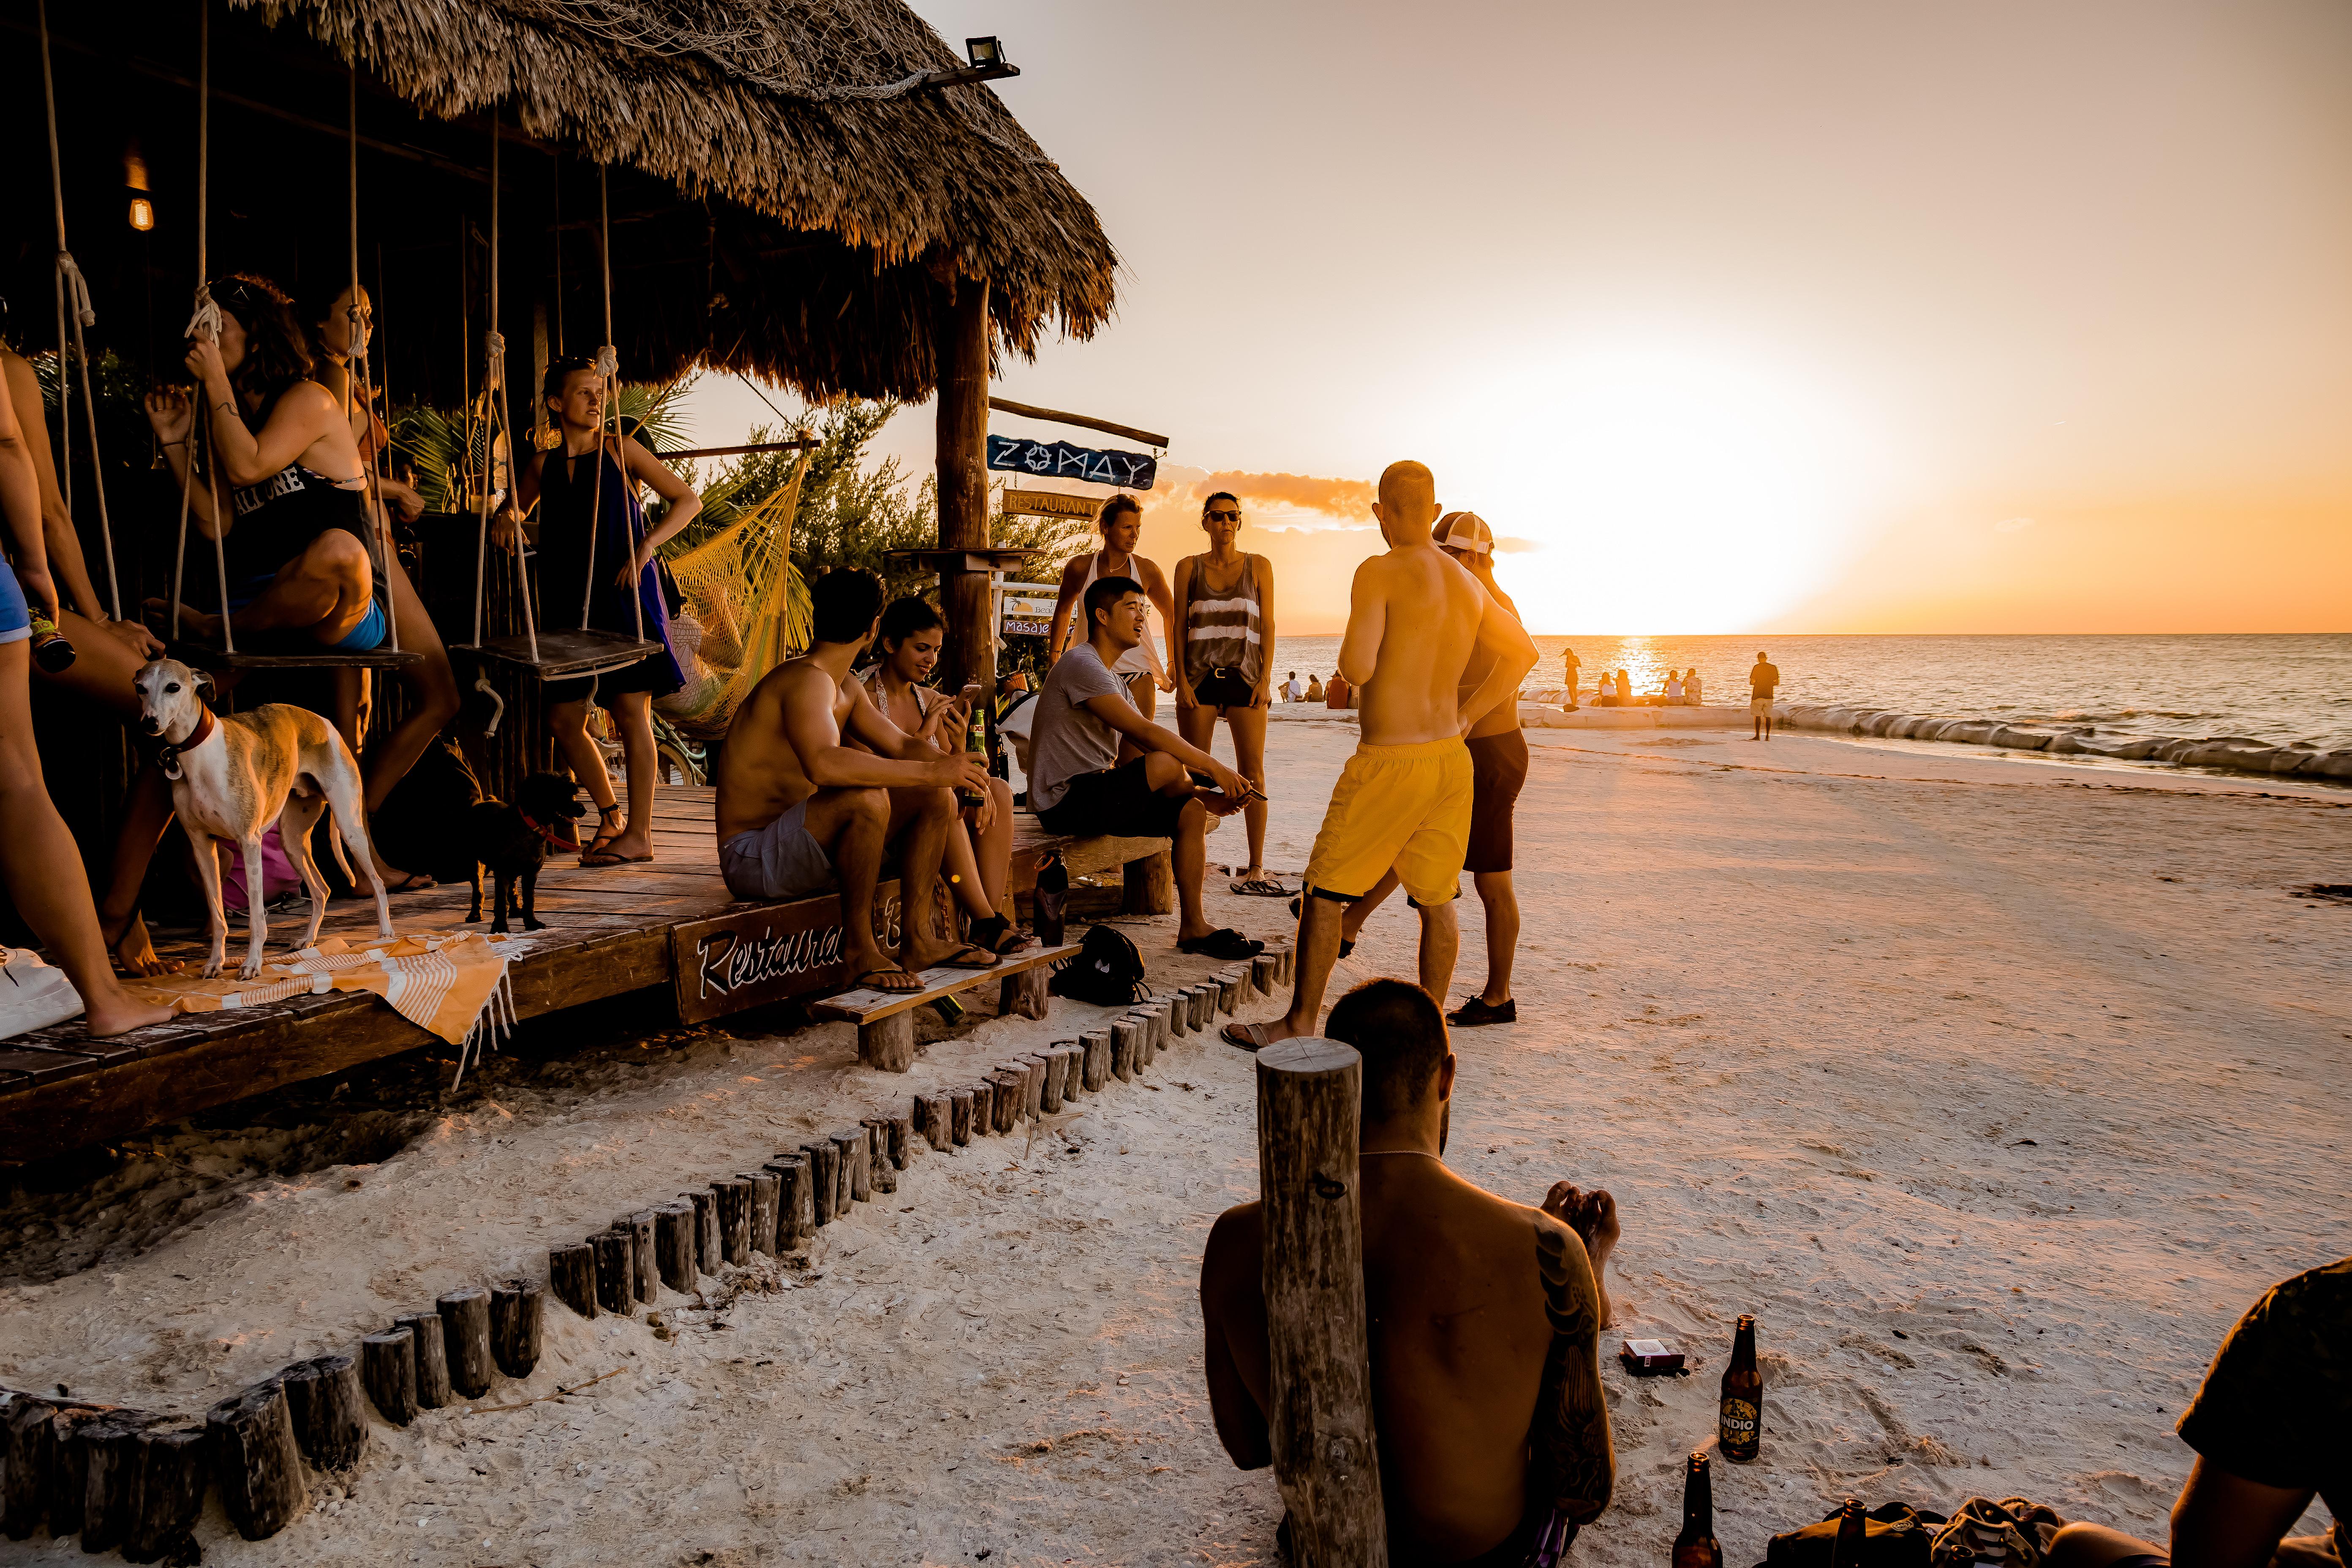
[1262,632,2352,755]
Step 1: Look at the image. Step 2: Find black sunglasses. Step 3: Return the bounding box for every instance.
[1205,508,1240,522]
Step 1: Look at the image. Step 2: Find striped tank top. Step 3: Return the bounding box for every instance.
[1183,554,1265,686]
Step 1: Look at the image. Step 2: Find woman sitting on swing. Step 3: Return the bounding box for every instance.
[142,273,387,654]
[497,357,697,866]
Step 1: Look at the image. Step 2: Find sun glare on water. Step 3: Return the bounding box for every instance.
[1421,343,1890,634]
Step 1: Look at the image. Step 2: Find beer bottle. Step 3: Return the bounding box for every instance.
[1717,1313,1762,1462]
[1671,1451,1723,1568]
[1828,1498,1869,1568]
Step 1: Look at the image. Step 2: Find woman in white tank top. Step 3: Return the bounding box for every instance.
[1171,490,1284,897]
[1048,495,1172,733]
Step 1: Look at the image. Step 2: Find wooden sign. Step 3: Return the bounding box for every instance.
[987,436,1157,490]
[1002,488,1104,520]
[671,881,909,1024]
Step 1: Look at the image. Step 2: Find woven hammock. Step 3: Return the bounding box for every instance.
[656,448,813,737]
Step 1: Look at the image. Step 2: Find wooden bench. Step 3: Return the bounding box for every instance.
[808,941,1080,1070]
[1006,817,1174,917]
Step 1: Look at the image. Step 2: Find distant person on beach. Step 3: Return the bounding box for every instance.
[1615,669,1632,705]
[1282,670,1304,703]
[1200,979,1618,1563]
[1304,672,1326,703]
[1047,493,1172,727]
[1663,671,1684,705]
[1561,647,1581,711]
[1683,667,1703,705]
[1334,512,1529,1027]
[1222,461,1536,1052]
[715,569,998,993]
[1028,574,1261,961]
[1750,651,1780,740]
[2042,1255,2349,1568]
[1173,492,1283,896]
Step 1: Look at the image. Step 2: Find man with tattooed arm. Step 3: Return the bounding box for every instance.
[1199,978,1620,1565]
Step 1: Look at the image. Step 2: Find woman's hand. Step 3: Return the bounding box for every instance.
[612,545,655,587]
[967,781,996,834]
[144,387,193,444]
[1174,678,1200,712]
[924,694,968,749]
[182,337,229,395]
[490,512,522,554]
[16,563,60,630]
[100,617,167,660]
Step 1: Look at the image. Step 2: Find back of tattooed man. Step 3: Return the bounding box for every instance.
[1199,978,1620,1565]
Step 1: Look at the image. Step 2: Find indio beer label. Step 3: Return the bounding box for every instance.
[1718,1397,1760,1456]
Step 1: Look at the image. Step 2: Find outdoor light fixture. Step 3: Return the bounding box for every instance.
[128,197,155,231]
[966,36,1006,69]
[917,36,1020,90]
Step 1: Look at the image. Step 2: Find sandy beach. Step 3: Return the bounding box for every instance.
[4,721,2347,1565]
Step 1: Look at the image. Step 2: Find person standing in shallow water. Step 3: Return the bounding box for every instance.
[1560,646,1581,710]
[1172,491,1284,897]
[1749,651,1780,740]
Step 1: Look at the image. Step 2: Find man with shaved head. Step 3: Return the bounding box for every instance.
[1225,462,1539,1050]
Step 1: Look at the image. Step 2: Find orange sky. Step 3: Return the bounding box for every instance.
[689,0,2352,635]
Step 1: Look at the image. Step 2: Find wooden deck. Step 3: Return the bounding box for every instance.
[0,790,1169,1166]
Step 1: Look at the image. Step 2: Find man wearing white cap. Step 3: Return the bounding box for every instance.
[1334,510,1531,1026]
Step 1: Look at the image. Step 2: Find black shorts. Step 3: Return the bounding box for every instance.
[1191,667,1259,708]
[1465,729,1528,874]
[1037,759,1188,840]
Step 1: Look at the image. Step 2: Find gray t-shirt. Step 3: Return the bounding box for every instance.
[1029,642,1134,810]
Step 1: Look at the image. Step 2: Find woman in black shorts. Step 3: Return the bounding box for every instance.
[1171,491,1282,895]
[500,357,699,865]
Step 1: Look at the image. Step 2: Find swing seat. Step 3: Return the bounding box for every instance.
[455,629,661,680]
[170,641,425,672]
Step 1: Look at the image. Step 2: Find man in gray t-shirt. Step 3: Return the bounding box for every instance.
[1031,575,1264,961]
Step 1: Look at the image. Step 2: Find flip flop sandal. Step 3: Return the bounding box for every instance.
[1178,928,1265,961]
[965,913,1033,955]
[578,804,628,868]
[1446,995,1517,1027]
[940,944,1002,970]
[1230,877,1293,897]
[850,966,925,995]
[1222,1021,1275,1052]
[381,872,437,893]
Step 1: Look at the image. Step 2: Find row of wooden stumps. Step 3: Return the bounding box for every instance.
[1,1276,543,1558]
[0,947,1294,1562]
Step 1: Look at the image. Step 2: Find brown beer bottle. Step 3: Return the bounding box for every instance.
[1671,1451,1723,1568]
[1829,1497,1869,1568]
[1718,1314,1763,1462]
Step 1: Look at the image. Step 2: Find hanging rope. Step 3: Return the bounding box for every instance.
[347,70,400,656]
[476,115,537,662]
[36,0,125,622]
[168,0,237,655]
[585,166,648,648]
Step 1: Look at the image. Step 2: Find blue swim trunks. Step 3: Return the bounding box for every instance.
[0,562,30,646]
[332,596,389,652]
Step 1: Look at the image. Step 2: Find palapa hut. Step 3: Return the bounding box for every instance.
[3,0,1117,691]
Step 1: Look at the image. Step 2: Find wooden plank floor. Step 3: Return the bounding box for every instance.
[0,788,736,1165]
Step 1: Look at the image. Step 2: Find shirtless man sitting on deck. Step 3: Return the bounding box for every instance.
[1224,460,1538,1051]
[1200,978,1620,1565]
[714,568,999,993]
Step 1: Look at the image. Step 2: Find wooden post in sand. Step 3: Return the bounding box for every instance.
[1110,1018,1141,1081]
[918,1092,953,1151]
[1251,953,1277,998]
[862,1120,898,1195]
[1081,1029,1110,1091]
[1256,1038,1387,1567]
[361,1330,418,1425]
[395,1312,452,1408]
[205,1381,307,1540]
[281,1353,368,1470]
[654,1200,699,1288]
[591,1230,636,1315]
[125,1420,209,1561]
[549,1243,598,1320]
[884,1111,912,1169]
[766,1158,813,1251]
[1001,964,1051,1020]
[745,1172,781,1252]
[686,1189,721,1273]
[76,1411,155,1553]
[947,1088,975,1144]
[802,1141,841,1223]
[713,1178,753,1263]
[1,1390,53,1538]
[1121,848,1176,915]
[492,1279,544,1377]
[623,1211,659,1298]
[438,1287,495,1399]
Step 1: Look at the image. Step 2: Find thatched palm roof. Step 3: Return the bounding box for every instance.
[237,0,1119,397]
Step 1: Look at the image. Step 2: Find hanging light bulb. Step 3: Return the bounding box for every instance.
[128,197,156,232]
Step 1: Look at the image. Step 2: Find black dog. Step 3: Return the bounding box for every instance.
[464,772,585,933]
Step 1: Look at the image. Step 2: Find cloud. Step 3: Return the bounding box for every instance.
[1141,466,1376,526]
[1494,536,1541,553]
[1994,516,2036,534]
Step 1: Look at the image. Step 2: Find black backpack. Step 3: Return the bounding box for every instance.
[1051,923,1150,1006]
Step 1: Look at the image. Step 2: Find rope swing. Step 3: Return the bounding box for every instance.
[165,0,240,656]
[346,68,400,656]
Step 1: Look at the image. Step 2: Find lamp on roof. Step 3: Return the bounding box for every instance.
[920,36,1020,90]
[966,37,1007,69]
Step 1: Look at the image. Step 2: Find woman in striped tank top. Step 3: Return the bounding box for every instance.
[1172,490,1284,896]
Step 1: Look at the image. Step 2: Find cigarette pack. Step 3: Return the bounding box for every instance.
[1618,1338,1685,1376]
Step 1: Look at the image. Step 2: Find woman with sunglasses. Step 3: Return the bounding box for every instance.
[1171,490,1282,896]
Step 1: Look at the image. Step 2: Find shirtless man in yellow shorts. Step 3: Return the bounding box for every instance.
[1224,460,1538,1051]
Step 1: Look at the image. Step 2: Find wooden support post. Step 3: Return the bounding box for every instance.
[1082,1030,1110,1091]
[549,1243,598,1320]
[969,1081,1001,1135]
[933,272,993,698]
[919,1092,954,1150]
[1034,1052,1063,1113]
[766,1159,812,1251]
[1188,984,1214,1030]
[862,1121,898,1194]
[685,1189,721,1273]
[1256,1038,1388,1566]
[859,1011,917,1073]
[1058,1043,1086,1102]
[492,1279,544,1377]
[621,1211,659,1299]
[362,1329,419,1426]
[744,1171,780,1253]
[1111,1018,1141,1082]
[78,1412,153,1554]
[126,1421,209,1563]
[1219,971,1244,1014]
[654,1201,698,1289]
[1001,1058,1043,1119]
[591,1230,636,1315]
[46,1405,101,1539]
[1276,945,1296,985]
[438,1287,495,1399]
[990,1073,1023,1133]
[281,1353,368,1471]
[1,1391,55,1539]
[1000,964,1051,1020]
[1121,847,1177,915]
[802,1141,841,1224]
[395,1311,452,1409]
[947,1087,975,1144]
[713,1178,753,1264]
[205,1381,307,1541]
[884,1111,912,1169]
[830,1131,866,1207]
[1252,953,1277,997]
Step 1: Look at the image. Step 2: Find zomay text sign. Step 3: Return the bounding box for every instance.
[671,881,908,1024]
[986,436,1157,490]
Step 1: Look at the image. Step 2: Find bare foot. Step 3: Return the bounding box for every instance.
[842,939,922,993]
[1544,1182,1620,1326]
[369,849,433,893]
[83,984,177,1037]
[102,911,173,978]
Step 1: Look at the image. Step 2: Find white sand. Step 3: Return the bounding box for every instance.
[4,724,2347,1564]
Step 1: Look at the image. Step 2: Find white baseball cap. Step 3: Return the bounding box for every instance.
[1435,511,1493,555]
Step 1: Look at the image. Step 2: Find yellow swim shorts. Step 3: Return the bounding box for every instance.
[1303,736,1474,906]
